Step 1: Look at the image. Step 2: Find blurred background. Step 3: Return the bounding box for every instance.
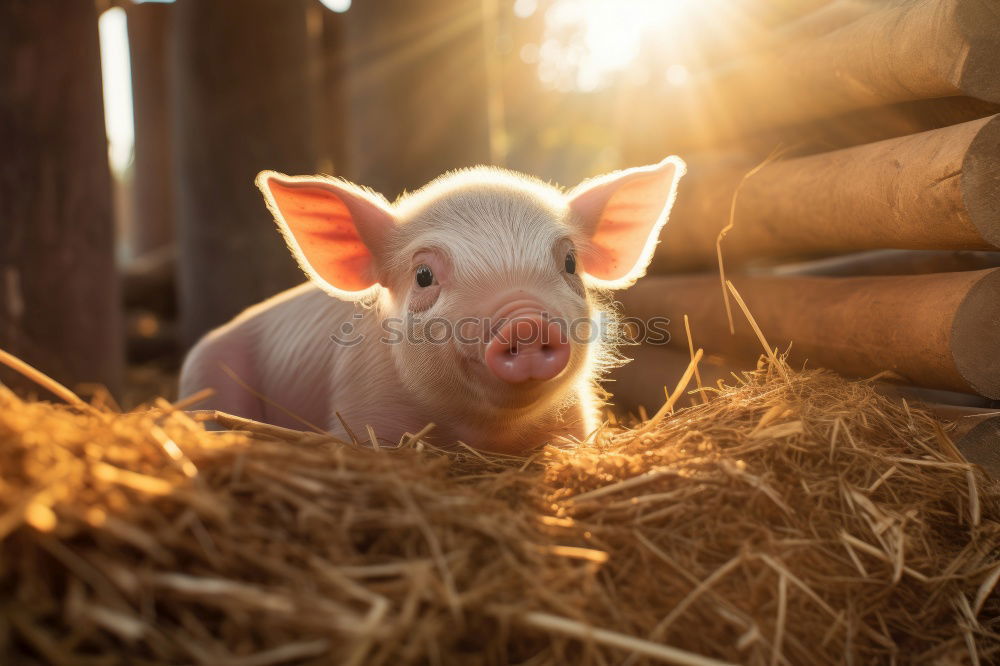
[3,0,998,412]
[0,0,808,402]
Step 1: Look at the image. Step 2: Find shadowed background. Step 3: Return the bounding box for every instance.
[2,0,999,418]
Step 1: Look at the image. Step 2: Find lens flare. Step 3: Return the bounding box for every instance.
[526,0,691,92]
[98,7,134,176]
[319,0,352,13]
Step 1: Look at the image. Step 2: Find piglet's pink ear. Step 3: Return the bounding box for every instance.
[568,156,685,289]
[256,171,397,300]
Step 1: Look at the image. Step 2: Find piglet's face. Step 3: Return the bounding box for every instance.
[378,179,592,415]
[257,160,685,425]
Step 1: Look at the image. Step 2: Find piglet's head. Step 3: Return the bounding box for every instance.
[256,158,685,428]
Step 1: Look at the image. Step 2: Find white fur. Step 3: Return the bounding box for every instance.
[181,162,684,452]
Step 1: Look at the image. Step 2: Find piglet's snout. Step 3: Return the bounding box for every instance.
[485,314,570,384]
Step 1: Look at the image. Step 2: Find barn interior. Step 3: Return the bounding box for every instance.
[1,0,999,663]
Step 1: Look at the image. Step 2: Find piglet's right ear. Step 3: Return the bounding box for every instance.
[256,171,397,300]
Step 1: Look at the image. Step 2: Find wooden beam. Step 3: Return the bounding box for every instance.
[171,0,318,346]
[750,97,1000,160]
[0,0,122,396]
[316,5,351,177]
[623,96,1000,169]
[654,0,1000,148]
[927,405,1000,431]
[603,345,739,415]
[653,115,1000,272]
[951,415,1000,478]
[126,1,174,258]
[769,250,1000,277]
[618,269,1000,399]
[342,0,491,199]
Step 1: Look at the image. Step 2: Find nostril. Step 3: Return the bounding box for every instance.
[484,313,570,384]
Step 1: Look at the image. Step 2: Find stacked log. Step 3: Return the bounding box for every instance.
[653,115,1000,271]
[614,0,1000,438]
[768,249,1000,277]
[654,0,1000,150]
[619,269,1000,398]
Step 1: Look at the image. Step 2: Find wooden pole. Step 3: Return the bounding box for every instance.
[171,0,317,347]
[653,0,1000,149]
[770,250,1000,278]
[653,115,1000,272]
[607,348,1000,478]
[623,97,998,172]
[950,415,1000,479]
[924,404,999,425]
[126,1,174,259]
[604,344,738,415]
[0,0,122,395]
[618,269,1000,399]
[342,0,492,199]
[316,6,350,176]
[756,97,1000,163]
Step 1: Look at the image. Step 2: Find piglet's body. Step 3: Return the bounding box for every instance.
[180,282,580,450]
[180,162,684,453]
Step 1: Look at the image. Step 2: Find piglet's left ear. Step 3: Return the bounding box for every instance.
[568,156,685,289]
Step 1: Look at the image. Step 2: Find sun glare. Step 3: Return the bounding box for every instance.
[319,0,352,12]
[521,0,691,92]
[98,7,135,177]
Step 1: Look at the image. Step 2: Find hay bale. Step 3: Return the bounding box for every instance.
[0,361,998,665]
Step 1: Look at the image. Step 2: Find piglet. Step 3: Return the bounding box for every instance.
[179,159,684,453]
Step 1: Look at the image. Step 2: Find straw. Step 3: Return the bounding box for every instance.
[0,349,997,664]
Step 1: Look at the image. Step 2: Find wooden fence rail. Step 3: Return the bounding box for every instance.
[656,0,1000,149]
[618,269,1000,399]
[653,114,1000,272]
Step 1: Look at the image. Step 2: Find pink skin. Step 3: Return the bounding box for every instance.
[395,249,584,424]
[484,312,570,384]
[402,252,573,385]
[180,159,685,453]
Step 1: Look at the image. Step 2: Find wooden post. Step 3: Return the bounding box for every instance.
[618,269,1000,399]
[171,0,318,347]
[653,0,1000,149]
[0,1,122,395]
[317,6,350,176]
[126,1,174,258]
[653,116,1000,272]
[342,0,492,199]
[603,344,738,415]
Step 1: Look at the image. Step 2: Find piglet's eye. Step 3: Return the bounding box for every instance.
[564,250,576,275]
[415,264,434,288]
